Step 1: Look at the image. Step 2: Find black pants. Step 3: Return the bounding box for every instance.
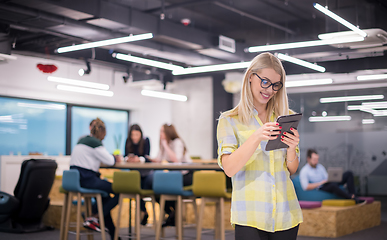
[71,166,119,240]
[320,171,355,199]
[235,224,299,240]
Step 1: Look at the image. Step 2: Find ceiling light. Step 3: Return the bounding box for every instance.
[79,60,91,76]
[247,36,364,53]
[357,74,387,81]
[0,53,17,61]
[362,119,375,124]
[113,53,183,71]
[309,116,351,122]
[141,89,187,101]
[48,76,109,90]
[277,53,325,72]
[17,102,65,110]
[318,31,359,40]
[320,94,384,103]
[57,85,114,97]
[172,61,251,75]
[57,33,153,53]
[286,78,333,88]
[313,3,367,38]
[361,101,387,109]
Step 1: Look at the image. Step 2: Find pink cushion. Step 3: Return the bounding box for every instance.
[299,200,322,209]
[358,196,374,204]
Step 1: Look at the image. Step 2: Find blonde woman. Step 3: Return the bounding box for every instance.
[217,52,302,239]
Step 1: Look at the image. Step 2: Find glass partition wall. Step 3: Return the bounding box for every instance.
[289,87,387,195]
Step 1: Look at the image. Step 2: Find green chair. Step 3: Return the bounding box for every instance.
[192,171,232,240]
[112,170,156,240]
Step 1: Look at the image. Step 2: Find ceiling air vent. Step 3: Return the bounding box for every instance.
[219,35,235,53]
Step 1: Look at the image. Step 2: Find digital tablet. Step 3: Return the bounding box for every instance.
[265,113,302,151]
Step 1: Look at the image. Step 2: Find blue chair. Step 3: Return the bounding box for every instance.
[153,171,197,240]
[62,169,108,240]
[292,175,343,201]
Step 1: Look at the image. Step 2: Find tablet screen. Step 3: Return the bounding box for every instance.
[265,113,302,151]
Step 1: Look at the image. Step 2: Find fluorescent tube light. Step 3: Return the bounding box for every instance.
[57,33,153,53]
[48,76,109,90]
[57,85,114,97]
[277,53,325,72]
[113,53,183,71]
[0,53,17,61]
[172,61,251,75]
[373,111,387,116]
[286,78,333,88]
[361,101,387,109]
[141,89,187,101]
[17,102,65,110]
[320,94,384,103]
[318,31,359,40]
[362,119,375,124]
[357,74,387,81]
[313,3,367,37]
[247,37,364,53]
[309,116,351,122]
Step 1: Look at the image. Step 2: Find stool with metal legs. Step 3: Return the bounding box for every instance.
[112,170,156,240]
[62,169,108,240]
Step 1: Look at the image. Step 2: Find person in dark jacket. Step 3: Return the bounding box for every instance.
[124,124,152,225]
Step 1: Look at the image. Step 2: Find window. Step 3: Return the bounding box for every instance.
[71,106,128,155]
[0,97,66,155]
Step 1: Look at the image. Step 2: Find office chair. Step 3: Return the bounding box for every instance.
[0,158,57,233]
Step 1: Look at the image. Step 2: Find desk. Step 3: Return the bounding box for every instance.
[103,160,221,171]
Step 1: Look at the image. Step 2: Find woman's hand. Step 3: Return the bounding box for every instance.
[281,127,299,150]
[254,122,281,141]
[127,155,140,163]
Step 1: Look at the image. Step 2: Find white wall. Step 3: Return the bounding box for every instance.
[172,77,213,159]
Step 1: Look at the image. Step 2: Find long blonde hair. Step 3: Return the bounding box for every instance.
[222,52,289,124]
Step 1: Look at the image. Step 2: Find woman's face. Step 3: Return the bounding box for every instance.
[249,68,281,107]
[160,126,166,140]
[130,130,142,144]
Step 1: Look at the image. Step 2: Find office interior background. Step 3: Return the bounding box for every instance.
[0,0,387,197]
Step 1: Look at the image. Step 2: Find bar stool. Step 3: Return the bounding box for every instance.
[153,171,197,240]
[62,169,108,240]
[112,170,156,240]
[192,171,231,240]
[59,185,69,240]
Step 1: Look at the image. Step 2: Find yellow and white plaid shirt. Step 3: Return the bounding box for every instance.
[217,109,303,232]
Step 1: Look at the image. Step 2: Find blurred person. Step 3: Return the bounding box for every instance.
[148,123,192,228]
[124,123,152,225]
[217,52,302,240]
[70,118,121,240]
[299,149,358,201]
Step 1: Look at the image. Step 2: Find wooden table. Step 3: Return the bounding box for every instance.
[103,160,221,171]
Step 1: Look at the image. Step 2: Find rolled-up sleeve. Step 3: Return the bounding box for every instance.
[216,116,237,169]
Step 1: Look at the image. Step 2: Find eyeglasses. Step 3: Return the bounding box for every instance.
[254,73,283,91]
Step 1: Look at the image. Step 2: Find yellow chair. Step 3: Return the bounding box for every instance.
[112,170,156,240]
[192,171,232,240]
[322,199,356,207]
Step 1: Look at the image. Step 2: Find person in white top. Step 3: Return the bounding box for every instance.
[70,118,121,239]
[148,124,192,227]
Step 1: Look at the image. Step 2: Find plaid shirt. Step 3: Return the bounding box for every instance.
[217,109,303,232]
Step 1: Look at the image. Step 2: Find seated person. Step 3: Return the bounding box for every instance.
[70,118,121,240]
[148,124,193,228]
[124,124,152,225]
[299,149,358,201]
